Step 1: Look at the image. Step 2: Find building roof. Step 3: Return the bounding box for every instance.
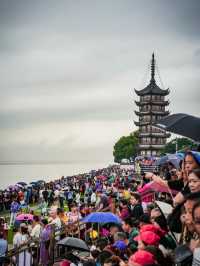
[135,53,170,96]
[135,82,169,96]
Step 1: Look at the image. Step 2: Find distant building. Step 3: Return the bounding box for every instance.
[134,54,170,156]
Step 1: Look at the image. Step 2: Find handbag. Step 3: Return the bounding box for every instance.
[174,244,193,266]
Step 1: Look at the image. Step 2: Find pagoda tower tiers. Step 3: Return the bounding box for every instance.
[134,54,170,156]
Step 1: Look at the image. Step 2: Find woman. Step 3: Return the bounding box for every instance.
[191,201,200,266]
[13,224,31,266]
[118,199,129,220]
[40,219,51,266]
[146,151,200,206]
[188,169,200,193]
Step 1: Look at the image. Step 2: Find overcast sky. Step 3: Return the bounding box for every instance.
[0,0,200,164]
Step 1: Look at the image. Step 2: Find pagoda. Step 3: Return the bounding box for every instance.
[134,54,170,156]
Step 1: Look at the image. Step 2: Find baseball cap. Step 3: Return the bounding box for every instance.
[113,240,127,251]
[128,250,156,266]
[140,224,166,237]
[134,231,160,246]
[185,151,200,164]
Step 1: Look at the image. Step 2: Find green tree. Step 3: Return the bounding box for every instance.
[113,131,139,163]
[161,137,198,155]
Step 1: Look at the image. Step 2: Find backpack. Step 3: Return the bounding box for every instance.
[67,191,73,200]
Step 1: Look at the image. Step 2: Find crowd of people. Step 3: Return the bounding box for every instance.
[0,150,200,266]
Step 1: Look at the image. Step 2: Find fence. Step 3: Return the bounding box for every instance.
[5,220,88,266]
[140,164,159,173]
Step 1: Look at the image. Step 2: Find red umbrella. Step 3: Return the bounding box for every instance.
[98,175,107,181]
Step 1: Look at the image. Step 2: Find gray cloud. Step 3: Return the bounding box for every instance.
[0,0,200,163]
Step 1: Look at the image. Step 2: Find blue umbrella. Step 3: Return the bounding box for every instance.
[156,153,183,169]
[82,212,121,224]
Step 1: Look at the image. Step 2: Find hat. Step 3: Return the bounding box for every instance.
[185,151,200,165]
[113,240,127,251]
[140,224,166,237]
[20,223,27,228]
[89,230,98,239]
[134,231,160,246]
[128,250,156,266]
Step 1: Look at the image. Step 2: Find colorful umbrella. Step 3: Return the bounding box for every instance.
[16,213,34,221]
[138,181,178,196]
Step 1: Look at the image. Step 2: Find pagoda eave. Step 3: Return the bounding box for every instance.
[135,100,169,106]
[139,133,170,138]
[135,111,170,116]
[135,86,170,96]
[134,121,150,126]
[138,144,165,150]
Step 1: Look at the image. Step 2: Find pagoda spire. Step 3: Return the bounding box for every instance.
[151,52,155,83]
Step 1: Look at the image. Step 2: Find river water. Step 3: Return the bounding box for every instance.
[0,161,109,189]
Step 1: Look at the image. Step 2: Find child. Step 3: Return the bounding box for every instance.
[128,192,144,220]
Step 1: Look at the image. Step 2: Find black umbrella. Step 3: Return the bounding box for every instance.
[17,182,27,186]
[57,237,89,251]
[154,113,200,142]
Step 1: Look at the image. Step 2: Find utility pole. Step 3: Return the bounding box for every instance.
[175,137,178,152]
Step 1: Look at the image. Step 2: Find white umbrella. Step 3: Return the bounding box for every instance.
[155,200,173,218]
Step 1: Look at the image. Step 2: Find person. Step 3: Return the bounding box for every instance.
[0,231,7,266]
[144,245,173,266]
[118,199,129,220]
[128,192,144,220]
[192,201,200,266]
[49,206,62,241]
[13,224,31,266]
[39,198,48,216]
[40,219,51,266]
[96,190,110,212]
[128,250,157,266]
[182,192,200,245]
[67,204,81,223]
[146,151,200,206]
[42,188,49,203]
[30,215,41,240]
[122,217,139,252]
[188,168,200,193]
[59,189,65,209]
[90,190,97,205]
[57,208,68,224]
[10,197,20,226]
[134,230,160,249]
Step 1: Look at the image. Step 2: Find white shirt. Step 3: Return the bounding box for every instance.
[192,247,200,266]
[51,217,62,240]
[91,193,96,204]
[54,189,60,198]
[13,232,22,248]
[30,223,41,239]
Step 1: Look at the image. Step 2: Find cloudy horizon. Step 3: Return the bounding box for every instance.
[0,0,200,164]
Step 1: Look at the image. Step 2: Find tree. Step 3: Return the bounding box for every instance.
[113,131,139,163]
[161,137,198,155]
